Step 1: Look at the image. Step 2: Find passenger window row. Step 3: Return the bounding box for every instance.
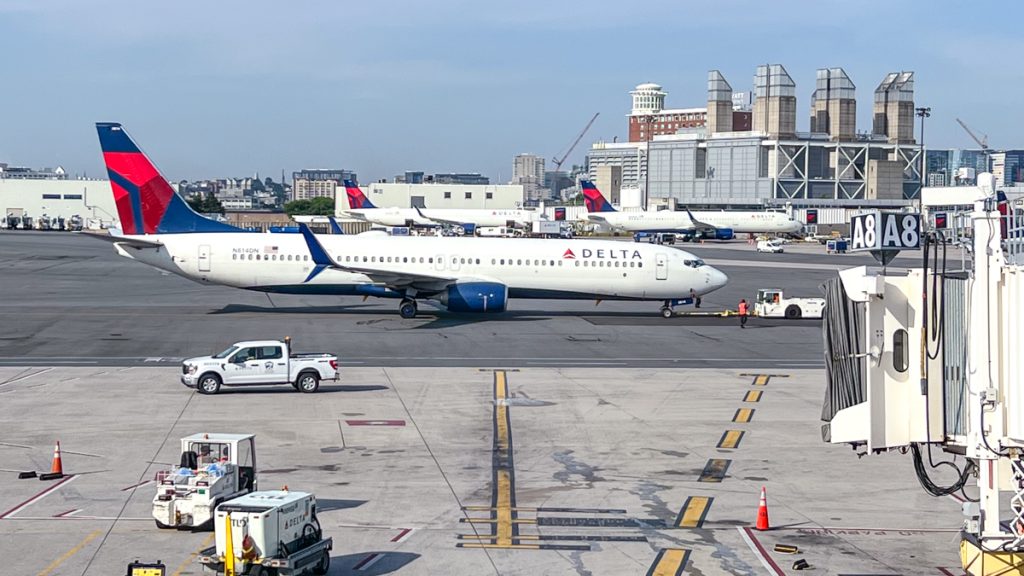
[232,253,309,261]
[575,261,642,268]
[228,252,645,270]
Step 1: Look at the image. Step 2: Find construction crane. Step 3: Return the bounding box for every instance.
[955,117,989,152]
[551,112,599,172]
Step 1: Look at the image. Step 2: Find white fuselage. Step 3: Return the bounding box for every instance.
[113,233,726,302]
[346,207,539,229]
[419,208,539,228]
[587,210,801,234]
[344,208,433,227]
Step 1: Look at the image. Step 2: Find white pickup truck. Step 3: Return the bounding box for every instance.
[181,340,338,395]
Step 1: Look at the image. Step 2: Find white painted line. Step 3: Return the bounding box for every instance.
[0,475,77,519]
[737,526,785,575]
[1,368,54,385]
[0,361,97,365]
[0,442,34,450]
[15,515,152,521]
[528,358,622,362]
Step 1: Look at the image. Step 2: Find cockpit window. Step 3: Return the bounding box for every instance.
[683,259,705,268]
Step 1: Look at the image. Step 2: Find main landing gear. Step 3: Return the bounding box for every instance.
[399,298,418,319]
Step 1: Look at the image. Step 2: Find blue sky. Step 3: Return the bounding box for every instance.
[0,0,1020,182]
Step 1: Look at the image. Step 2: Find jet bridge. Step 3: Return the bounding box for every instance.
[821,188,1024,574]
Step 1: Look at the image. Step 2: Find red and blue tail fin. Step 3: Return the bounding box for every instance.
[344,179,375,209]
[96,123,240,234]
[580,180,616,213]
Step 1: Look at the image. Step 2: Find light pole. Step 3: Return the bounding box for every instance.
[915,106,931,205]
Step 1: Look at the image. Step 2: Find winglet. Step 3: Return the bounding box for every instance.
[298,223,334,282]
[328,216,343,235]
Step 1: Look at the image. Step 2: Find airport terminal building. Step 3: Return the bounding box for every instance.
[0,177,119,228]
[590,67,925,223]
[335,182,526,215]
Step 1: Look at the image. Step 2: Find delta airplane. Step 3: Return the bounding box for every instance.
[343,181,541,231]
[581,181,802,236]
[94,123,727,318]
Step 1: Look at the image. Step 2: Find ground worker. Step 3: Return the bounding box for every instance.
[738,298,749,328]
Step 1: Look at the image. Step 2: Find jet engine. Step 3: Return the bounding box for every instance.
[438,281,508,313]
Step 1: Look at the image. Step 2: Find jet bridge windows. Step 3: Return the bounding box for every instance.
[893,329,909,373]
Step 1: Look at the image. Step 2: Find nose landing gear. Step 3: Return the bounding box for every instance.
[660,301,674,319]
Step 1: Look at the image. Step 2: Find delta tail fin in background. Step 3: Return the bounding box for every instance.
[96,123,240,234]
[581,180,616,213]
[344,179,376,210]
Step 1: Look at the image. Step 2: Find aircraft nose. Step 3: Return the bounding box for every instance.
[705,266,728,293]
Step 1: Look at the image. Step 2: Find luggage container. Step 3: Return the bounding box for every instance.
[198,490,331,576]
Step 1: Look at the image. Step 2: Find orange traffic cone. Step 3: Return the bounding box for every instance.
[755,486,770,531]
[51,441,63,475]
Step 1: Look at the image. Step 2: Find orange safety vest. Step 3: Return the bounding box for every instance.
[738,302,749,315]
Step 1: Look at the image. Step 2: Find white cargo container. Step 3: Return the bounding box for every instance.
[199,490,331,575]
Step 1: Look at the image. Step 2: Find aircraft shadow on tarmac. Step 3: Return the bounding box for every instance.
[206,303,820,328]
[333,552,420,575]
[211,384,388,395]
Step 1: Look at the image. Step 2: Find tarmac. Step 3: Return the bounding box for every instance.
[0,232,968,575]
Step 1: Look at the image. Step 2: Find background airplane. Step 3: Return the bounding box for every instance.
[342,180,542,232]
[95,123,727,319]
[580,181,802,237]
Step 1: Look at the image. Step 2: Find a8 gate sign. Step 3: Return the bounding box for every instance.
[849,211,921,251]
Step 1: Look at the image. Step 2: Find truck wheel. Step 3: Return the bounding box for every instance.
[197,374,221,395]
[312,550,330,575]
[155,519,172,529]
[785,305,802,319]
[297,372,320,393]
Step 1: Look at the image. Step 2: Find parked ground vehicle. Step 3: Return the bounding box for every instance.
[756,240,784,253]
[633,232,677,244]
[476,226,521,238]
[826,239,848,254]
[198,490,332,576]
[753,288,825,319]
[181,340,338,395]
[153,433,258,530]
[531,220,562,238]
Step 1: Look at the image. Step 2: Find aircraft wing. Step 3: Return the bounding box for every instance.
[413,206,463,227]
[683,208,717,232]
[298,223,455,290]
[80,230,164,249]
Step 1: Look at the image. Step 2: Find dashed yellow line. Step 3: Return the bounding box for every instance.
[733,408,755,423]
[458,543,542,550]
[37,529,102,576]
[171,533,215,576]
[698,458,731,483]
[753,374,769,386]
[743,390,763,402]
[646,548,691,576]
[717,430,745,449]
[674,496,713,528]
